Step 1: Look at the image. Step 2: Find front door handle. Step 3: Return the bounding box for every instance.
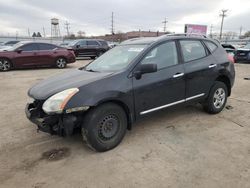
[173,73,184,78]
[208,64,217,68]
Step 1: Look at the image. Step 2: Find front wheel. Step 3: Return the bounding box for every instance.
[203,81,228,114]
[56,57,67,69]
[0,58,11,71]
[81,103,127,152]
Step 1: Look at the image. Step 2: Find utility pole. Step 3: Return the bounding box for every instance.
[64,21,70,36]
[28,28,30,37]
[162,18,167,32]
[111,12,114,35]
[239,26,243,38]
[219,9,228,40]
[210,24,213,38]
[43,27,46,37]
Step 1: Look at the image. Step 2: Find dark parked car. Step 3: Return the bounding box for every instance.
[26,35,235,152]
[0,42,75,71]
[234,43,250,63]
[67,39,109,58]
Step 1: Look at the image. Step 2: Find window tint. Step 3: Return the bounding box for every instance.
[205,41,217,52]
[21,43,38,51]
[77,40,87,46]
[141,41,178,69]
[38,43,57,50]
[180,40,206,62]
[87,40,99,46]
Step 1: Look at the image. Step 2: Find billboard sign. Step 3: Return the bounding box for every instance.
[185,24,207,35]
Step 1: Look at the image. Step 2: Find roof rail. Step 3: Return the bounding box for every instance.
[163,33,208,38]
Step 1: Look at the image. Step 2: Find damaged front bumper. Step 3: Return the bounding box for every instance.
[25,101,80,136]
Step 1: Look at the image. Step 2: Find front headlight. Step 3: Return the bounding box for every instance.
[42,88,79,114]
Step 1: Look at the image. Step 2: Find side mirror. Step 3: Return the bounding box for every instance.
[134,64,157,79]
[76,44,80,48]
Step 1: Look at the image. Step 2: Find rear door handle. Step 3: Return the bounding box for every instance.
[173,73,184,78]
[208,64,217,68]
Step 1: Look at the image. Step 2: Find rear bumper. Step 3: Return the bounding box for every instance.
[25,102,78,136]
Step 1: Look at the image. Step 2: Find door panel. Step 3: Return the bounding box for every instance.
[133,65,185,115]
[132,41,185,115]
[179,40,218,98]
[13,43,39,67]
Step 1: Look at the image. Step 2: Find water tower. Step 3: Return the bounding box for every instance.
[51,18,61,38]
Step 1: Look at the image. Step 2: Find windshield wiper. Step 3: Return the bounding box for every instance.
[85,68,99,72]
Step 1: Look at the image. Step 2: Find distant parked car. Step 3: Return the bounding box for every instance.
[0,42,75,71]
[0,40,21,49]
[234,43,250,63]
[67,39,109,59]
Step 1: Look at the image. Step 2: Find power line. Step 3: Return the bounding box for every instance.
[219,9,228,40]
[111,12,114,35]
[162,18,167,32]
[65,21,70,36]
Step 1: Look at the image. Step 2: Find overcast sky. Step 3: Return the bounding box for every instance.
[0,0,250,37]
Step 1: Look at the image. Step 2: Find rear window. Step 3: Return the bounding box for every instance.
[98,40,108,46]
[180,40,207,62]
[38,43,57,50]
[205,41,218,52]
[87,40,99,46]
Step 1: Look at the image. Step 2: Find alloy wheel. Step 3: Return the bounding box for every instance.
[56,58,66,68]
[213,88,226,109]
[0,59,11,71]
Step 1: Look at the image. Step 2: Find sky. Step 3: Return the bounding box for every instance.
[0,0,250,37]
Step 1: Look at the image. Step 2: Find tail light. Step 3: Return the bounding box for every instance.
[227,54,235,63]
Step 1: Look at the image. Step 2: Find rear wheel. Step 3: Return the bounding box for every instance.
[203,81,228,114]
[81,103,127,152]
[0,58,11,71]
[97,51,104,57]
[56,57,67,69]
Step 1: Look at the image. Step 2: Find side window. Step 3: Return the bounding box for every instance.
[180,40,207,62]
[38,43,57,50]
[87,40,99,46]
[78,40,87,47]
[141,41,178,69]
[21,44,38,51]
[204,41,218,52]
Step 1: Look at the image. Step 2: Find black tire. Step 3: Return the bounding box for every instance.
[97,51,104,57]
[0,58,11,71]
[203,81,228,114]
[90,56,95,60]
[55,57,67,69]
[81,103,127,152]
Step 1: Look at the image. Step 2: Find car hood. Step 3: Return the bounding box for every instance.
[28,69,112,100]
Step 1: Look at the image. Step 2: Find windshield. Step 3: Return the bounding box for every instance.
[243,44,250,49]
[85,45,146,72]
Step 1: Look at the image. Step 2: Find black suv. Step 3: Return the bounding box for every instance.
[67,39,109,59]
[26,34,235,152]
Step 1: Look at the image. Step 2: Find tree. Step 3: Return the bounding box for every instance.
[243,31,250,38]
[37,32,42,37]
[77,30,86,38]
[32,32,37,37]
